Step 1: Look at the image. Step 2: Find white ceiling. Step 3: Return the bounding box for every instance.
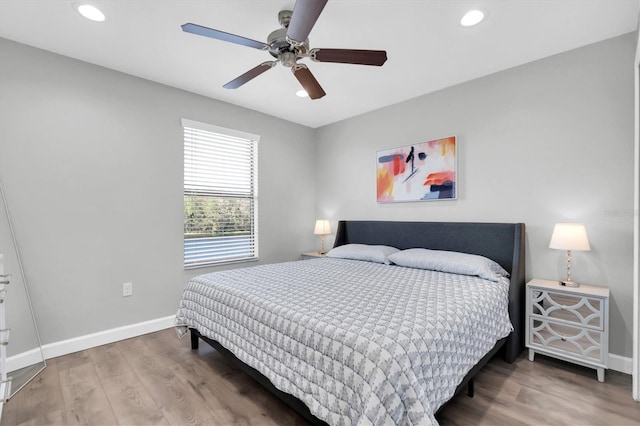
[0,0,638,128]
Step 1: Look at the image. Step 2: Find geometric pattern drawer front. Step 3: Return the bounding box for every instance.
[530,289,604,330]
[529,318,604,363]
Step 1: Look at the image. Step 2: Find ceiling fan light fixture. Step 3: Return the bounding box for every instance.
[460,9,485,27]
[76,4,106,22]
[296,89,309,97]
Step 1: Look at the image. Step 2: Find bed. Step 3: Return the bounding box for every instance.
[176,220,525,425]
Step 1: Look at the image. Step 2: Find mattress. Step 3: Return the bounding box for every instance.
[175,257,513,425]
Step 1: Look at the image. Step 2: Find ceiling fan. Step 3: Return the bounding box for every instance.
[181,0,387,100]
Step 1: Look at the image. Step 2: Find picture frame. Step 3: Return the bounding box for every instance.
[376,136,457,203]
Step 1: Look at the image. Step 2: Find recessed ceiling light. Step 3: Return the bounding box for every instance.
[460,9,485,27]
[77,4,106,22]
[296,89,308,98]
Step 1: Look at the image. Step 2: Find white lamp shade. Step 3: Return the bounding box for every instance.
[549,223,591,251]
[314,219,331,235]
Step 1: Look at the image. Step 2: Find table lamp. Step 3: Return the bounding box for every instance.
[549,223,591,287]
[314,219,331,254]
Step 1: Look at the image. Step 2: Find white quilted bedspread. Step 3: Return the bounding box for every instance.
[175,258,513,426]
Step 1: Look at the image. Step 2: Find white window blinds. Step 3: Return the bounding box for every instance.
[183,119,259,268]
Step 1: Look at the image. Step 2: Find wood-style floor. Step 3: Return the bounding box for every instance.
[2,328,638,425]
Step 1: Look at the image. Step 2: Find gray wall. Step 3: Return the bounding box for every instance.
[0,38,317,346]
[315,33,636,358]
[0,33,636,359]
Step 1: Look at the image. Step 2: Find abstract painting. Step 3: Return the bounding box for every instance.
[376,136,457,203]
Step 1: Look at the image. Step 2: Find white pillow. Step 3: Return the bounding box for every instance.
[326,244,400,264]
[387,248,509,282]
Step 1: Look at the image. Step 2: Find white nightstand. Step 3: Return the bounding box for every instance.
[526,278,609,382]
[301,252,326,259]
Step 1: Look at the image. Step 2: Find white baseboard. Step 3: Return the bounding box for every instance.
[609,353,633,375]
[6,316,634,377]
[7,315,175,372]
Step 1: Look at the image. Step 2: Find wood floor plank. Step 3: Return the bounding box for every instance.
[87,342,133,380]
[186,347,298,423]
[437,356,640,426]
[484,356,640,421]
[13,408,70,426]
[439,390,532,426]
[516,384,636,425]
[100,371,169,425]
[136,365,218,425]
[169,360,258,425]
[139,328,201,366]
[1,357,64,425]
[117,335,173,378]
[54,349,91,372]
[169,357,295,426]
[58,362,119,425]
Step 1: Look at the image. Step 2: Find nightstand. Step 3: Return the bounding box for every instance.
[301,252,326,259]
[526,278,609,382]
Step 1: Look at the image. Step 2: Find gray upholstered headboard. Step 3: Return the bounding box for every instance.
[333,220,526,362]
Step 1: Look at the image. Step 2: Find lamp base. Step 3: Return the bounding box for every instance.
[560,280,580,287]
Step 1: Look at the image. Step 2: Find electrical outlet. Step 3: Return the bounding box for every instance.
[123,282,133,297]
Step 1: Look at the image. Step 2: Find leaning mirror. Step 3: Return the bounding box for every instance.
[0,180,46,412]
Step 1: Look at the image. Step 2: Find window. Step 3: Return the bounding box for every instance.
[182,119,259,268]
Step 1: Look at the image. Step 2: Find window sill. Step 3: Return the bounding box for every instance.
[184,257,259,270]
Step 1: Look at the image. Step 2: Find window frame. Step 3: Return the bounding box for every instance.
[182,118,259,269]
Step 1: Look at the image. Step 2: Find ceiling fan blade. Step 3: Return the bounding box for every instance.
[223,62,277,89]
[286,0,328,44]
[181,23,269,50]
[292,64,326,100]
[310,48,388,66]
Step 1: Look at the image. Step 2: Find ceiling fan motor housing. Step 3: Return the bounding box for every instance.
[267,27,309,62]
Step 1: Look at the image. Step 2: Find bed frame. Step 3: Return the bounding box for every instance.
[190,220,526,424]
